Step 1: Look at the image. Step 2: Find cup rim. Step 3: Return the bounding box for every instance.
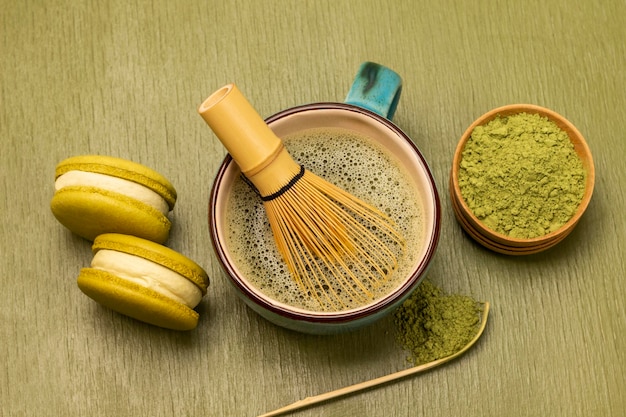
[209,102,441,323]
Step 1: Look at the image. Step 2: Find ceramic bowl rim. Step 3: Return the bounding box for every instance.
[208,102,441,324]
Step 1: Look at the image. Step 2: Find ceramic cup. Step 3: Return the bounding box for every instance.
[208,62,441,334]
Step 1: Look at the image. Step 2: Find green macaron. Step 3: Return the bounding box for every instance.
[77,233,210,331]
[50,155,177,243]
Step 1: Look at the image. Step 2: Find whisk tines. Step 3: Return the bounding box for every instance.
[264,169,405,310]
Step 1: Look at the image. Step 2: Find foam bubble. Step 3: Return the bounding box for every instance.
[225,127,425,311]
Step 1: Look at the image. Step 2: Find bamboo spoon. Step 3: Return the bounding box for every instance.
[258,301,490,417]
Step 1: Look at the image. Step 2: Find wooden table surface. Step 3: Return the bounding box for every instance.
[2,1,625,416]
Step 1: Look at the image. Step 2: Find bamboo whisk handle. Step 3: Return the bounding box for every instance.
[198,84,302,197]
[198,84,283,177]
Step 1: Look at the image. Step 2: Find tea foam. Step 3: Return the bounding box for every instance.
[225,127,425,311]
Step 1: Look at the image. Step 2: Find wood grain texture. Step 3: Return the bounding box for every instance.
[1,0,624,416]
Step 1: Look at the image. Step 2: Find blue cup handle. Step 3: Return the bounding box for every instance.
[344,62,402,121]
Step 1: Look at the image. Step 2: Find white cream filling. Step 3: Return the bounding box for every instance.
[91,250,202,308]
[55,170,170,215]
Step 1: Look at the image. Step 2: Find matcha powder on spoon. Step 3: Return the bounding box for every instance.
[394,279,482,365]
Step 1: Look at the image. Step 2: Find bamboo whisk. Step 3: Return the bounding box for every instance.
[199,84,404,310]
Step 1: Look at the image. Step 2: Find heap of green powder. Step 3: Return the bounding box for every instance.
[394,279,481,366]
[458,112,586,239]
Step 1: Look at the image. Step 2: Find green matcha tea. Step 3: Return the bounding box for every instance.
[225,127,426,312]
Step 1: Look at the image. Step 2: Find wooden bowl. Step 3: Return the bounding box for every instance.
[449,176,568,255]
[450,104,595,255]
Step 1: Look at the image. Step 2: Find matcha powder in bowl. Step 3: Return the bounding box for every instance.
[394,279,483,366]
[450,104,595,254]
[458,112,586,239]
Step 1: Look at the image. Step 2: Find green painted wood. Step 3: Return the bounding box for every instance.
[1,0,624,416]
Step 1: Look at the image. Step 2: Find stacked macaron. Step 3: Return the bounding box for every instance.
[51,155,177,243]
[78,234,209,331]
[51,155,209,330]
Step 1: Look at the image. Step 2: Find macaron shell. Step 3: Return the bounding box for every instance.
[55,155,177,209]
[77,268,200,331]
[51,186,171,243]
[92,233,209,293]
